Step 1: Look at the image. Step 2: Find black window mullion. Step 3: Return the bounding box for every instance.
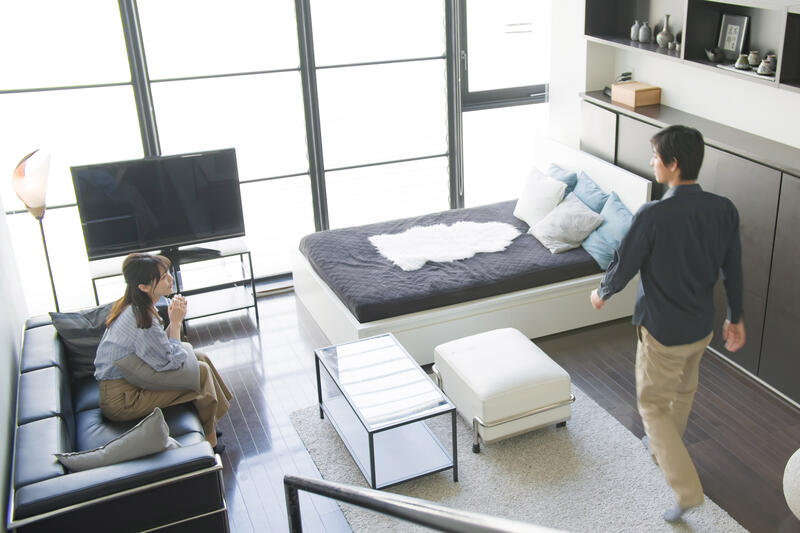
[447,0,464,209]
[119,0,160,158]
[295,0,329,232]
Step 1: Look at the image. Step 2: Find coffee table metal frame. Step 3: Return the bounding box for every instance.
[314,333,458,490]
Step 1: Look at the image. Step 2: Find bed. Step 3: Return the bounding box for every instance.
[293,137,652,365]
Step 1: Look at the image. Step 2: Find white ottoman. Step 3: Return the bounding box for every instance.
[433,328,574,453]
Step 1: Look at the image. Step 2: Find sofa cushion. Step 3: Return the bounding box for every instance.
[55,408,179,472]
[14,418,68,489]
[50,303,113,380]
[18,367,75,442]
[72,376,101,413]
[75,404,205,452]
[20,325,66,374]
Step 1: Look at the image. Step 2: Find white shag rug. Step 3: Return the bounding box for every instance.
[368,221,521,271]
[291,386,747,533]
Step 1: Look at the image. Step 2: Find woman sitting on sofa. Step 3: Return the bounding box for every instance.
[94,252,232,453]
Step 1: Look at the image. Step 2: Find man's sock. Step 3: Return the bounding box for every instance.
[663,503,699,522]
[641,436,657,464]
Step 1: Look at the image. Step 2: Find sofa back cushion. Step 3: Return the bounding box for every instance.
[14,417,68,489]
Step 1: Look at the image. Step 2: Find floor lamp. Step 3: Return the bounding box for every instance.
[12,149,59,312]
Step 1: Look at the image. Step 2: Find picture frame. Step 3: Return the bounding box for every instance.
[717,13,749,61]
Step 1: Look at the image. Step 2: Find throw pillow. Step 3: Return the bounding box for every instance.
[546,163,578,195]
[582,192,634,269]
[513,169,567,228]
[573,171,610,213]
[531,193,604,253]
[114,342,201,393]
[49,302,114,379]
[55,407,180,472]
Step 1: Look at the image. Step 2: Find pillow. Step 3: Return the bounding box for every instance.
[55,407,180,472]
[49,302,114,379]
[546,163,578,195]
[582,192,634,269]
[531,193,604,254]
[513,169,567,228]
[114,342,201,393]
[573,171,610,213]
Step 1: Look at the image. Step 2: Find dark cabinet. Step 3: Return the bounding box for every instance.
[699,146,781,373]
[759,173,800,402]
[616,115,664,198]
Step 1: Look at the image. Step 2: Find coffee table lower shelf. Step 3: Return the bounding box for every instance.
[321,396,456,489]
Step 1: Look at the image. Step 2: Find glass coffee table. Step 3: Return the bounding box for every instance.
[314,333,458,489]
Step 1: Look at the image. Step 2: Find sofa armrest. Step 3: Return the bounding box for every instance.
[11,442,217,523]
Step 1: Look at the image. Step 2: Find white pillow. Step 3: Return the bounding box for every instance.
[54,407,180,472]
[531,193,604,254]
[513,168,567,228]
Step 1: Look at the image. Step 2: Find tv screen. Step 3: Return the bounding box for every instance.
[71,148,245,260]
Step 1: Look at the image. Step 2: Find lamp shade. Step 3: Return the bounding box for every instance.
[12,149,50,219]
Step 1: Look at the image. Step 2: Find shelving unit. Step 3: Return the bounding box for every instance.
[89,237,260,328]
[585,0,800,91]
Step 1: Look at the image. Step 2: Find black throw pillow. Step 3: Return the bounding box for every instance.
[49,302,114,379]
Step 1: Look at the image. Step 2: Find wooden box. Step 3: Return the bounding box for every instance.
[611,81,661,108]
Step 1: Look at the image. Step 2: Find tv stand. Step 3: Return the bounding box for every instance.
[161,246,223,264]
[89,238,259,328]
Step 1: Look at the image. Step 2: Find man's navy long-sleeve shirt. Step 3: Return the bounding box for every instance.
[597,183,743,346]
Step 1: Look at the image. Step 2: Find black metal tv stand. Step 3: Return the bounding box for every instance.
[161,246,223,264]
[89,238,259,328]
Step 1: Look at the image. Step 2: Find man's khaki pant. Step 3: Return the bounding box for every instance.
[636,326,712,508]
[99,351,232,447]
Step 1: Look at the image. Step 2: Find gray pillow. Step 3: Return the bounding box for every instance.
[531,193,604,253]
[114,342,201,393]
[54,407,180,472]
[49,302,113,379]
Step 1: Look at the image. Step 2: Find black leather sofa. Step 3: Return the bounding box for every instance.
[7,317,229,532]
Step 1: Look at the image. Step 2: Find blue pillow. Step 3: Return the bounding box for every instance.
[582,192,633,269]
[573,171,610,213]
[546,164,578,195]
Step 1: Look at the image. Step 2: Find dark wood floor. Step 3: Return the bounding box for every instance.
[186,293,800,533]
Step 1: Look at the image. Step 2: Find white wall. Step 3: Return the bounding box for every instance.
[549,4,800,149]
[0,194,27,533]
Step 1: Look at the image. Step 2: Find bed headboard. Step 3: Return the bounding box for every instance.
[528,137,652,213]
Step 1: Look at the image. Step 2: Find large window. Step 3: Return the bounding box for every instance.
[1,0,550,316]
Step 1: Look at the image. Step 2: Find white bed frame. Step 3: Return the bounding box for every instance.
[293,137,652,365]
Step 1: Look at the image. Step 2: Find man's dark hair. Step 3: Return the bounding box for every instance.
[650,125,705,181]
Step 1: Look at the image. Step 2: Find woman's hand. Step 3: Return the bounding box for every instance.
[167,295,187,339]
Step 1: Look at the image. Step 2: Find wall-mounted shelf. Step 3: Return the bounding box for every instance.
[585,0,800,90]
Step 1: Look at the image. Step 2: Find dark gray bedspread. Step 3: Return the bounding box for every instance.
[298,200,602,323]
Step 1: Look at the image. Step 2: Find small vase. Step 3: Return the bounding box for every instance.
[734,54,750,70]
[656,14,674,48]
[638,22,651,44]
[765,54,777,72]
[757,58,773,75]
[748,51,760,68]
[630,20,641,41]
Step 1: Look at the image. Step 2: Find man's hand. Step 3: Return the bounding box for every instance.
[590,289,605,310]
[722,319,746,352]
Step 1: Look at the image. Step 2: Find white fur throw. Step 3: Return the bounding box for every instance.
[369,221,521,271]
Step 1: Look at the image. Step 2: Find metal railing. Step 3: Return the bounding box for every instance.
[283,474,567,533]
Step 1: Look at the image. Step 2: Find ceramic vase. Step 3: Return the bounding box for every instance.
[656,14,674,48]
[757,58,773,75]
[748,51,760,68]
[766,54,777,72]
[638,22,651,43]
[630,20,641,41]
[734,54,750,70]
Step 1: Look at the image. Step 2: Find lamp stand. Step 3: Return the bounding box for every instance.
[36,216,59,312]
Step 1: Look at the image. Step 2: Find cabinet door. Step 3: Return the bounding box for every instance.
[580,101,616,163]
[616,115,664,198]
[699,146,781,373]
[759,173,800,402]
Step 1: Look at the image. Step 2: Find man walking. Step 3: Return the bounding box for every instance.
[589,125,746,522]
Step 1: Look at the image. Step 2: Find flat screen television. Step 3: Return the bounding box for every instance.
[71,148,245,261]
